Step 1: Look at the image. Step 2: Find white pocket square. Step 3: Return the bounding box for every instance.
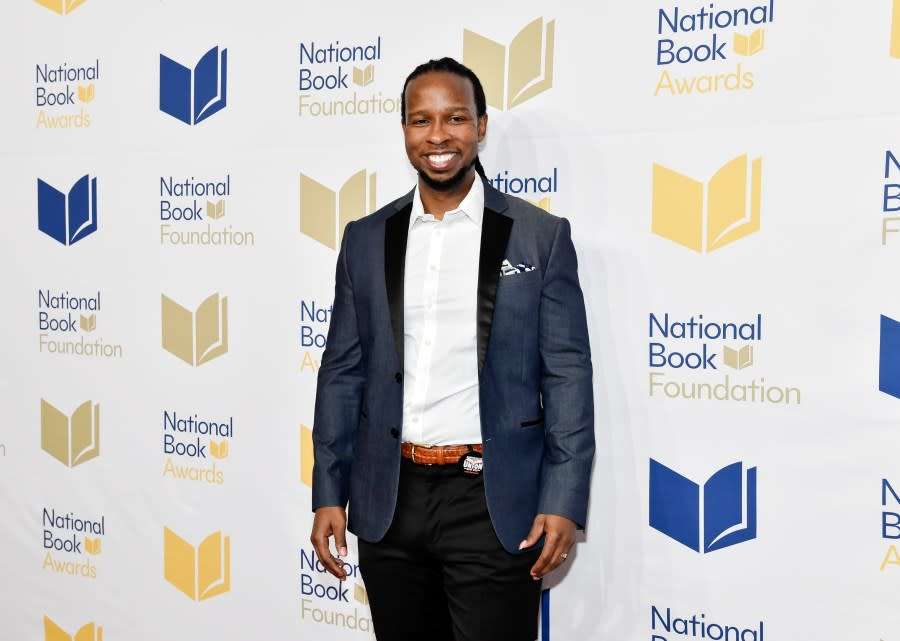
[500,259,536,277]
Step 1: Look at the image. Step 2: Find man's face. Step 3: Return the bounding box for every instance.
[402,71,487,193]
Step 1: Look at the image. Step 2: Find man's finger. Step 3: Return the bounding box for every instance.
[518,515,546,550]
[529,533,562,580]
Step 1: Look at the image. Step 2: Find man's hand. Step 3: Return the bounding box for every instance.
[310,506,349,580]
[519,514,577,580]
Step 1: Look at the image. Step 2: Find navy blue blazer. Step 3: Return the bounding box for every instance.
[312,179,595,553]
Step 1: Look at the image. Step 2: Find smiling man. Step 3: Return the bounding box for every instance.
[310,57,595,641]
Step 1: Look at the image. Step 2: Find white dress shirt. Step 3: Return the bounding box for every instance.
[401,179,484,446]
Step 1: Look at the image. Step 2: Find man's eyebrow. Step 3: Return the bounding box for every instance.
[407,105,473,117]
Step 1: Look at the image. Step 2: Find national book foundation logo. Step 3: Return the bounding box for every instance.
[653,1,775,97]
[463,18,554,111]
[647,312,799,404]
[652,155,761,253]
[41,399,99,468]
[297,35,399,117]
[38,288,123,358]
[650,459,757,553]
[159,46,227,125]
[300,546,373,633]
[161,293,228,366]
[164,527,230,601]
[34,0,87,15]
[43,616,102,641]
[299,170,376,249]
[38,175,98,246]
[34,59,99,129]
[162,409,233,485]
[159,174,254,247]
[41,507,105,579]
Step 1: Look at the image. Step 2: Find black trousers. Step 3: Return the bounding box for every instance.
[358,458,542,641]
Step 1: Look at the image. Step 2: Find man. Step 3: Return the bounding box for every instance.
[310,57,594,641]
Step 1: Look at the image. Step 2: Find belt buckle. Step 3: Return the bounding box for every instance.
[411,443,434,465]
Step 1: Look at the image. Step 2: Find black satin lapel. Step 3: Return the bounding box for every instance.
[384,204,412,367]
[477,209,513,375]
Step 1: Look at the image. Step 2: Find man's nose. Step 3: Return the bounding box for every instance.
[426,121,450,144]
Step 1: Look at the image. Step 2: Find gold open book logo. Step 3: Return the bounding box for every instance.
[353,64,374,87]
[164,527,231,601]
[723,344,754,370]
[893,0,900,58]
[300,425,314,487]
[299,170,376,250]
[34,0,87,15]
[78,84,95,103]
[733,29,765,56]
[41,400,99,468]
[43,616,102,641]
[463,18,555,110]
[206,200,225,219]
[161,293,228,366]
[652,155,762,253]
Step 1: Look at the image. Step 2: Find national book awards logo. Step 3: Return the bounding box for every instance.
[300,546,373,633]
[652,154,761,254]
[297,36,398,117]
[299,299,332,375]
[34,58,98,129]
[162,409,233,485]
[38,175,98,247]
[161,293,228,366]
[159,46,227,126]
[463,17,555,111]
[487,167,558,212]
[159,174,254,247]
[647,312,799,404]
[34,0,87,15]
[41,399,99,468]
[37,288,123,358]
[41,506,105,579]
[163,527,230,601]
[649,459,757,553]
[652,1,775,97]
[299,170,376,249]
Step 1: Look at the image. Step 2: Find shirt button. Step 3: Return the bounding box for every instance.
[424,339,432,346]
[430,265,437,271]
[390,428,399,438]
[394,372,402,383]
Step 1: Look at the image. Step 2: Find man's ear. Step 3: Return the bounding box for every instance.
[477,113,488,142]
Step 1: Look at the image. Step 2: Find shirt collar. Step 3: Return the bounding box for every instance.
[409,176,485,231]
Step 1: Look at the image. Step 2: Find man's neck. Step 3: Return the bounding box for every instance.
[418,171,477,220]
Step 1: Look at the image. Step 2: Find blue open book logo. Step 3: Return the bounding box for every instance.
[159,46,227,125]
[880,315,900,399]
[649,459,757,553]
[37,175,98,246]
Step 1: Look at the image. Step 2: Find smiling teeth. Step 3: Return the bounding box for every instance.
[428,153,455,164]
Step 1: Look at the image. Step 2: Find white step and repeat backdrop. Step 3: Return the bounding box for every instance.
[2,1,900,639]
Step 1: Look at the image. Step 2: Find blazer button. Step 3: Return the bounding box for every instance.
[394,372,402,383]
[390,428,399,439]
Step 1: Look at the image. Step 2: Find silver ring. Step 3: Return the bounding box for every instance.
[560,553,568,560]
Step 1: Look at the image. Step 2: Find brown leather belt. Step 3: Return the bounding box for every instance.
[400,442,483,465]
